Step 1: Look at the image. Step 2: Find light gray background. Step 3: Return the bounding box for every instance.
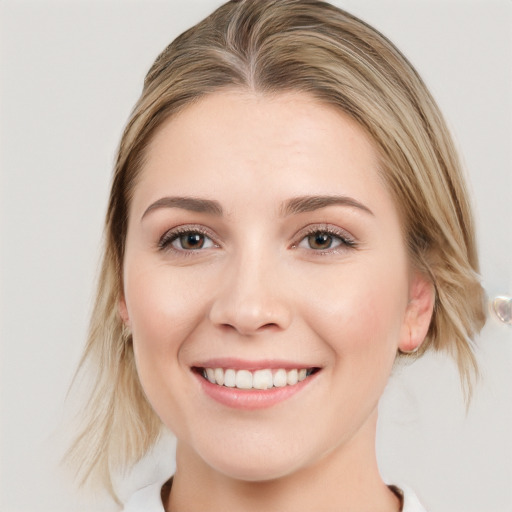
[0,1,511,511]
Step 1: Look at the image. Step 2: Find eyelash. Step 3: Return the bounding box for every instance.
[157,224,357,255]
[292,225,357,254]
[157,225,218,253]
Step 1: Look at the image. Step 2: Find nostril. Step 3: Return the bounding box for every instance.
[217,321,281,335]
[258,322,280,330]
[208,281,293,334]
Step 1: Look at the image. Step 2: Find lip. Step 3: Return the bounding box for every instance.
[191,360,321,410]
[191,357,314,371]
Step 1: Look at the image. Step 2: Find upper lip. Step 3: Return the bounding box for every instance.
[191,358,319,371]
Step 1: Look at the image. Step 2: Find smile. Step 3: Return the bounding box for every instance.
[193,362,321,409]
[200,367,316,390]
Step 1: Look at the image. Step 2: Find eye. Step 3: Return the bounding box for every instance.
[158,228,217,252]
[294,226,356,253]
[300,232,341,250]
[173,232,213,250]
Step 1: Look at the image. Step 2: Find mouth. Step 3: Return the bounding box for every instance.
[193,366,321,391]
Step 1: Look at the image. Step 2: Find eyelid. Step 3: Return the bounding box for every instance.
[157,224,220,252]
[291,223,357,252]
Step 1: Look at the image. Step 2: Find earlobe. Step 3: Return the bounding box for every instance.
[399,272,435,353]
[119,296,131,326]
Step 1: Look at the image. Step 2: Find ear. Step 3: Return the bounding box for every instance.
[399,271,435,353]
[118,295,131,327]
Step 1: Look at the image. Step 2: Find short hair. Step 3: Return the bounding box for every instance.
[68,0,486,498]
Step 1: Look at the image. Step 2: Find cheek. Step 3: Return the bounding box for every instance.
[123,262,207,408]
[303,259,408,362]
[124,263,223,437]
[126,263,202,346]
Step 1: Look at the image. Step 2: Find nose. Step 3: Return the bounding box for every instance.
[208,252,293,336]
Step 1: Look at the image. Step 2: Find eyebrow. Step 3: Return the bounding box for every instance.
[281,195,374,216]
[141,194,373,221]
[141,196,223,220]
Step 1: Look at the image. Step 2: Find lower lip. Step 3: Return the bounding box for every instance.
[195,371,318,410]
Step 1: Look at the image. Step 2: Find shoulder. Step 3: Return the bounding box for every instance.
[122,481,166,512]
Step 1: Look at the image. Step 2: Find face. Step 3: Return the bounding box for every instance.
[120,90,433,482]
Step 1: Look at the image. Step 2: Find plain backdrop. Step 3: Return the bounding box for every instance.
[0,1,511,511]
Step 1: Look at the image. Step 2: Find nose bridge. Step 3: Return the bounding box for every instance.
[209,245,292,335]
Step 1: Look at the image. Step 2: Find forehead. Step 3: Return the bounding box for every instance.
[129,89,400,228]
[142,89,381,184]
[126,88,406,266]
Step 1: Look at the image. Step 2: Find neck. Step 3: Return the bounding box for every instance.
[166,410,400,512]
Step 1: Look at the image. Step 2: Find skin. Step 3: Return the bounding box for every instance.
[120,89,434,512]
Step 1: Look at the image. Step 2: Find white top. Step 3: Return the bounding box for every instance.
[122,480,427,512]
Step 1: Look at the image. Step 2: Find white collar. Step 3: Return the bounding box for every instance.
[123,479,428,512]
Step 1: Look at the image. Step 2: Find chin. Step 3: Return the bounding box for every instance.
[195,436,312,483]
[210,458,300,483]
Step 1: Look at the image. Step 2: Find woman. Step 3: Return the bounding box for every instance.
[68,1,486,510]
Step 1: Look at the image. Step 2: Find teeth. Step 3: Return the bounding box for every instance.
[214,367,224,386]
[253,369,273,389]
[273,369,287,388]
[224,369,236,388]
[287,369,298,386]
[206,368,215,384]
[202,367,315,390]
[235,370,252,389]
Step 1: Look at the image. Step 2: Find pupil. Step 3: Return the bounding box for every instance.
[181,233,204,249]
[310,232,332,249]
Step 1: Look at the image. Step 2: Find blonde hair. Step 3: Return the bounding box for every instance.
[68,0,486,499]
